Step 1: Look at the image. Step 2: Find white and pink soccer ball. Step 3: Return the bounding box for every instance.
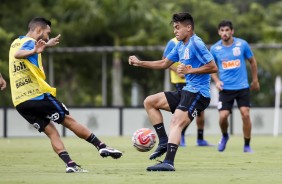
[132,128,156,152]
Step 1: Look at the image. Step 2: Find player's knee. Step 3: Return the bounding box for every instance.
[46,129,61,142]
[144,95,156,109]
[170,116,187,129]
[241,112,250,121]
[219,112,229,121]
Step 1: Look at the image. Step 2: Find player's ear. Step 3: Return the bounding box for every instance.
[35,27,43,35]
[231,29,234,35]
[187,24,192,32]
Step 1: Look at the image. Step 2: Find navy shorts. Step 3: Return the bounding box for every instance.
[218,88,250,112]
[16,93,69,132]
[164,90,210,121]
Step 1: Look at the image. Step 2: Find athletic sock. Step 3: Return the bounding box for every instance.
[163,143,178,166]
[153,123,168,145]
[58,151,76,167]
[244,137,251,146]
[197,129,204,140]
[86,133,106,150]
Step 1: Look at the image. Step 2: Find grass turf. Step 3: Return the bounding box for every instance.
[0,136,281,184]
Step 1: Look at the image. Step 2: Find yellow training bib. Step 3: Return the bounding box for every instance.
[169,38,185,84]
[9,37,56,106]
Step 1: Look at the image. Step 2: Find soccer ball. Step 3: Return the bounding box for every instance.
[132,128,156,152]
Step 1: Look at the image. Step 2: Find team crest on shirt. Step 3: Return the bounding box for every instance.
[215,45,222,50]
[233,47,241,56]
[184,48,190,59]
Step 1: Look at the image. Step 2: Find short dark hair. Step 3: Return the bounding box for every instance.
[218,20,233,30]
[172,12,194,30]
[28,17,51,31]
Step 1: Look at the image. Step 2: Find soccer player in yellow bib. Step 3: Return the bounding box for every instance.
[163,37,211,147]
[9,17,122,173]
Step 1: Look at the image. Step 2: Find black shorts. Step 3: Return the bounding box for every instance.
[16,93,69,132]
[218,88,250,111]
[164,90,210,121]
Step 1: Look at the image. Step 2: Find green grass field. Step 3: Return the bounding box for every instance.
[0,136,281,184]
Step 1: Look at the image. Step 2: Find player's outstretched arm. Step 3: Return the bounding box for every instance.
[46,34,61,47]
[14,39,47,59]
[177,60,218,75]
[128,55,173,69]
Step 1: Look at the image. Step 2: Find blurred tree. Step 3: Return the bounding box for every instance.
[0,27,14,105]
[0,0,281,107]
[263,1,282,42]
[95,0,178,106]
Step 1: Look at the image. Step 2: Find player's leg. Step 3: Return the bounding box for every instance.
[217,90,234,152]
[44,122,88,173]
[219,110,230,135]
[46,93,122,159]
[44,121,66,154]
[144,91,178,160]
[239,107,251,139]
[218,109,230,151]
[144,92,171,126]
[16,100,87,173]
[239,106,253,152]
[237,88,253,152]
[165,109,191,165]
[62,114,122,159]
[175,83,187,147]
[147,109,190,171]
[180,111,206,147]
[196,111,211,146]
[179,125,187,147]
[147,91,209,171]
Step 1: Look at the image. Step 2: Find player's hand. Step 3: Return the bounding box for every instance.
[128,55,142,66]
[34,39,47,54]
[177,64,190,75]
[178,73,185,78]
[0,75,7,91]
[46,34,61,47]
[250,80,260,91]
[215,81,224,91]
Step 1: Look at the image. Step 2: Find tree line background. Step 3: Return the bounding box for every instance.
[0,0,281,107]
